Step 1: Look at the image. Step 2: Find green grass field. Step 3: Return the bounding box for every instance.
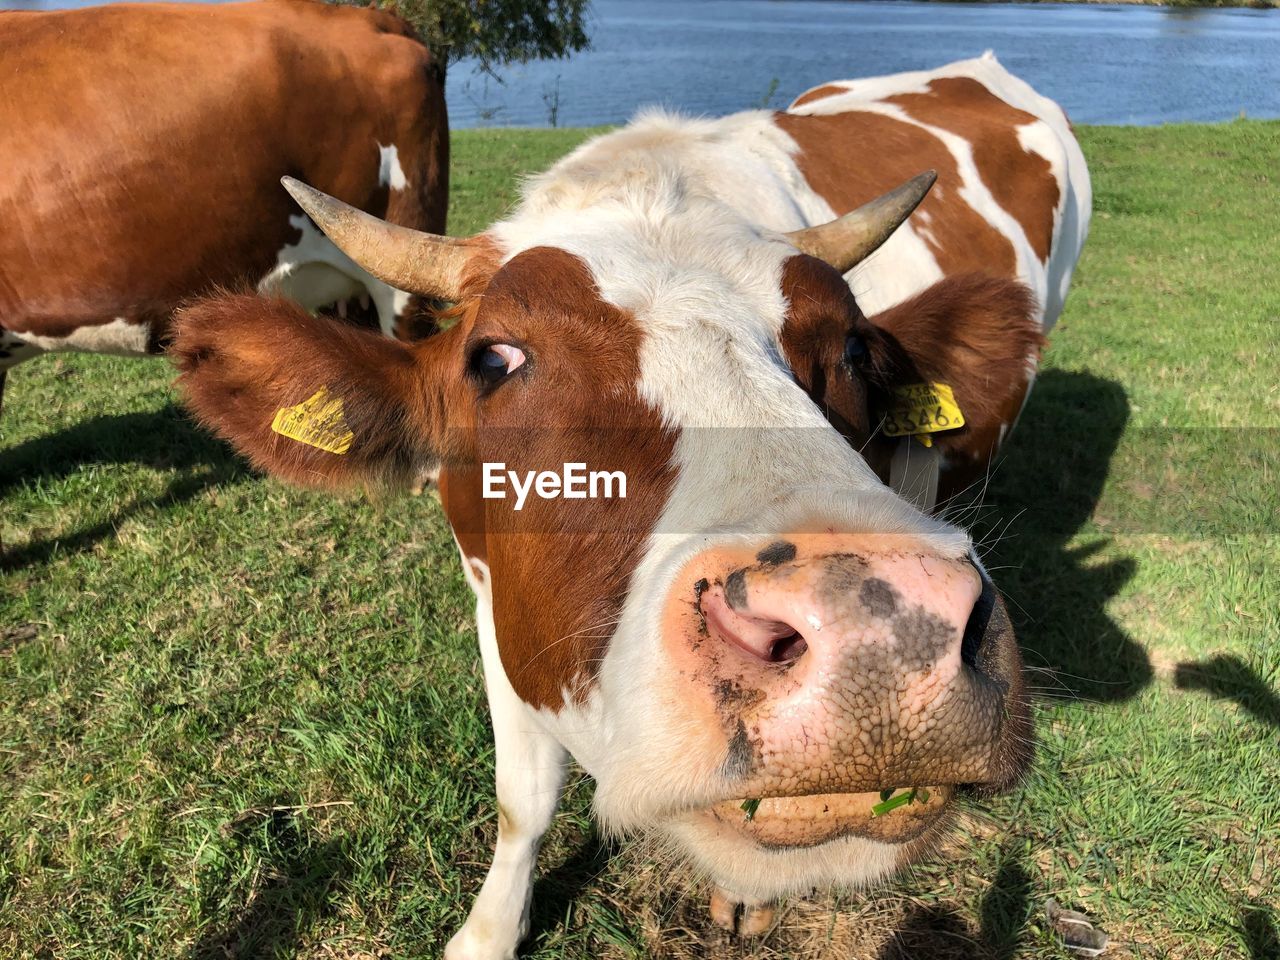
[2,120,1278,960]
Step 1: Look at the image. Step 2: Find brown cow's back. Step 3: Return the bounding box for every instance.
[0,0,446,342]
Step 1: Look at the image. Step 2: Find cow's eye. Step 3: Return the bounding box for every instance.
[843,334,868,365]
[472,343,527,385]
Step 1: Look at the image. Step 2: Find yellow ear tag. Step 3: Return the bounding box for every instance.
[882,382,965,447]
[270,386,354,455]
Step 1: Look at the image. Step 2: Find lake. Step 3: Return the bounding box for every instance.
[8,0,1280,127]
[446,0,1280,127]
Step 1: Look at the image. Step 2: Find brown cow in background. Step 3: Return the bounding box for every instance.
[0,0,448,414]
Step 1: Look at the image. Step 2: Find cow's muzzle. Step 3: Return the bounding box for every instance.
[661,532,1032,848]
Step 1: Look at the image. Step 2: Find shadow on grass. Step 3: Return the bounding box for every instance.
[875,906,975,960]
[877,847,1032,960]
[0,403,248,571]
[1243,903,1280,960]
[1175,654,1280,729]
[527,827,619,945]
[0,402,242,495]
[971,369,1153,703]
[979,855,1033,960]
[189,808,353,960]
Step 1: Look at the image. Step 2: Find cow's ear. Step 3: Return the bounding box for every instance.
[173,293,465,491]
[860,273,1044,436]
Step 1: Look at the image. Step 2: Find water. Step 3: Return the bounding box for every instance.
[446,0,1280,127]
[9,0,1279,127]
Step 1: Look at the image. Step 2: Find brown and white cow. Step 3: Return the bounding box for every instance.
[0,0,447,413]
[175,54,1088,959]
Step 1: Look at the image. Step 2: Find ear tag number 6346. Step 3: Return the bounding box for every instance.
[882,382,965,448]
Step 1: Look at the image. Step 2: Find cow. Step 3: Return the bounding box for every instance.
[174,53,1089,959]
[0,0,447,416]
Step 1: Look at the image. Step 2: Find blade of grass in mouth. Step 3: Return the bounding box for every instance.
[871,787,930,817]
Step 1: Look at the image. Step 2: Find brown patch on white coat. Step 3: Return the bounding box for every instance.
[783,53,1089,510]
[439,248,679,709]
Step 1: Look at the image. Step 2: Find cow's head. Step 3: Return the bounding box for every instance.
[174,165,1038,903]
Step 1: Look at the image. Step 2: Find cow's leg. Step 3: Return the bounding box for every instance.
[446,594,569,960]
[365,280,411,339]
[2,327,38,417]
[259,216,410,338]
[1,343,41,417]
[709,887,777,937]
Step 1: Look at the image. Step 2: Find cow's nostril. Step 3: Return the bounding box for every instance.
[702,587,809,664]
[770,631,808,663]
[960,573,996,670]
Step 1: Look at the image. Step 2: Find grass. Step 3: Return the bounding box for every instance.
[2,119,1278,959]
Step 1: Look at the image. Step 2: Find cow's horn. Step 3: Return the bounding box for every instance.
[281,177,472,301]
[785,170,937,273]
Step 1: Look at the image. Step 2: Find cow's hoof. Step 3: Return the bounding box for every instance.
[709,887,739,930]
[443,924,518,960]
[740,902,776,935]
[709,887,776,937]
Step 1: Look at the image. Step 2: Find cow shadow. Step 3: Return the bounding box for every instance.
[0,402,248,570]
[877,847,1033,960]
[952,369,1152,703]
[1175,655,1280,731]
[1243,903,1280,960]
[188,807,354,960]
[525,826,619,946]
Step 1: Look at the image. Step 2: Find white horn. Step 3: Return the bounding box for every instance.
[281,177,474,301]
[785,170,937,273]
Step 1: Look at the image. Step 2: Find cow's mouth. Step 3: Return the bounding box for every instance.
[648,535,1033,869]
[702,785,952,848]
